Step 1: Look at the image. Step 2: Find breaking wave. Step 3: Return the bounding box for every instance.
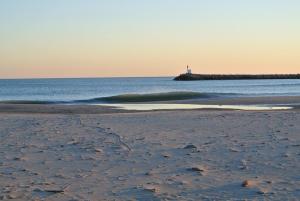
[78,91,235,103]
[87,91,210,103]
[0,91,238,104]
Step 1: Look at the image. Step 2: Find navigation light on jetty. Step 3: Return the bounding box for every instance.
[186,65,192,75]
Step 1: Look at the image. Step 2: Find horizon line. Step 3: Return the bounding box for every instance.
[1,73,300,80]
[0,75,176,80]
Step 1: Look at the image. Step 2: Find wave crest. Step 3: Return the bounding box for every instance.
[87,91,213,103]
[0,91,236,104]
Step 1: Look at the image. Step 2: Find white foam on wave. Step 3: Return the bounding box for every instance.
[96,104,292,111]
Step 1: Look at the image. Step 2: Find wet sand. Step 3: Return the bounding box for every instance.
[1,96,300,200]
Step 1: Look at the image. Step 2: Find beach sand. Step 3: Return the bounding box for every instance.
[1,97,300,200]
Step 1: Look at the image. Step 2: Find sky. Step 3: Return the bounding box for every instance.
[0,0,300,78]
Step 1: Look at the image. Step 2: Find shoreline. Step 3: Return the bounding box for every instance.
[0,95,300,114]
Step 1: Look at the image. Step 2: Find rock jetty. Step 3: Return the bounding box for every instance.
[174,73,300,81]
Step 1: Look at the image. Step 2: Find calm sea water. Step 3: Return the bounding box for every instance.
[0,77,300,103]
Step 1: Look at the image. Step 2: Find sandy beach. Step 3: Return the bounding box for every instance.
[1,97,300,200]
[2,0,300,200]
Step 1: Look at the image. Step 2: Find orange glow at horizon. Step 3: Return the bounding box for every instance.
[0,1,299,78]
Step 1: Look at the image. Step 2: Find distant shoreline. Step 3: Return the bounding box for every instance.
[174,73,300,81]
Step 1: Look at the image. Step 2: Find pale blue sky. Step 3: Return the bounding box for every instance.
[1,0,300,78]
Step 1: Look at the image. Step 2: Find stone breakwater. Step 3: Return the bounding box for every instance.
[174,73,300,81]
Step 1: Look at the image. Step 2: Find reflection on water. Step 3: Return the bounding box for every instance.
[96,104,292,111]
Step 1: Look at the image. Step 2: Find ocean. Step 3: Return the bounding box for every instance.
[0,77,300,104]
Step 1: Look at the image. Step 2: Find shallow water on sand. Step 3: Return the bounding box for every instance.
[97,104,292,111]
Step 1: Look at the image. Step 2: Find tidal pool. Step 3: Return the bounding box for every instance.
[96,104,292,111]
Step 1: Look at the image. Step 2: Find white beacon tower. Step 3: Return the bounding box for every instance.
[186,65,192,75]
